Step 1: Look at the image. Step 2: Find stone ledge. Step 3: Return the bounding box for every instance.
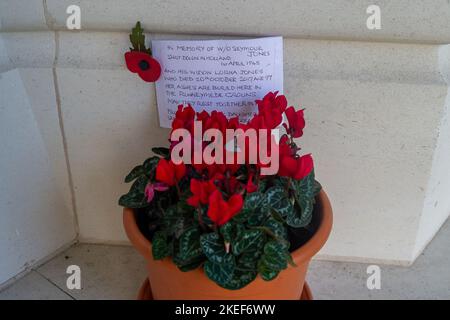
[2,0,450,44]
[0,32,54,73]
[1,31,449,86]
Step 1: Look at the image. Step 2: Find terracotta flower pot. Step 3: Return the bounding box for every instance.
[123,189,333,300]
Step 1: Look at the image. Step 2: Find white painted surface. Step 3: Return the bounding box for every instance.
[1,1,450,284]
[56,67,169,242]
[19,68,75,222]
[413,46,450,259]
[294,79,446,264]
[0,67,76,285]
[0,0,48,31]
[414,87,450,260]
[53,34,448,264]
[0,32,54,71]
[3,0,450,43]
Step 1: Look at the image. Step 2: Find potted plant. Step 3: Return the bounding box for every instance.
[119,91,333,300]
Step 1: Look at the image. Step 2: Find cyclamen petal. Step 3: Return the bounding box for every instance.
[187,179,218,207]
[144,182,169,203]
[227,194,244,217]
[156,159,174,185]
[279,153,314,180]
[156,159,186,186]
[293,154,313,180]
[144,183,155,203]
[174,162,187,181]
[153,182,169,191]
[246,173,258,193]
[285,106,305,138]
[207,190,243,226]
[172,104,196,133]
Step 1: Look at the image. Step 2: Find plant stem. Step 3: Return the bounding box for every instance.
[175,183,181,198]
[255,167,261,188]
[285,177,292,195]
[197,207,206,231]
[225,170,231,195]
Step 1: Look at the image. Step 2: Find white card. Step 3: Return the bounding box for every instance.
[152,37,283,128]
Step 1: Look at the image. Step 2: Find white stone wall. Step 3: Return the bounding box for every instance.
[1,0,450,283]
[0,36,76,285]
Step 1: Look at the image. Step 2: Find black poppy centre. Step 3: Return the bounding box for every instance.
[139,60,150,71]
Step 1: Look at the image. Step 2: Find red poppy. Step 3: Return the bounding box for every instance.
[284,106,305,138]
[207,190,243,226]
[187,179,217,207]
[125,51,161,82]
[155,159,186,186]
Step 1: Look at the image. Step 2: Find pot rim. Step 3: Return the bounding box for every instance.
[123,189,333,265]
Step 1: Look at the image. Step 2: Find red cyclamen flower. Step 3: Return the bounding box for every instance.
[278,154,313,180]
[207,190,243,226]
[155,159,186,186]
[197,110,229,135]
[172,104,196,134]
[255,91,288,129]
[187,179,217,207]
[277,136,313,180]
[284,106,306,138]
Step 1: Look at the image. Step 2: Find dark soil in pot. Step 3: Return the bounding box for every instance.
[133,201,320,253]
[134,207,158,241]
[287,205,320,252]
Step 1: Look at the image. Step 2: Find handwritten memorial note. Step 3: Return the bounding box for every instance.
[151,37,283,128]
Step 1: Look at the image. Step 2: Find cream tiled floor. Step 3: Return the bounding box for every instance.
[1,219,449,300]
